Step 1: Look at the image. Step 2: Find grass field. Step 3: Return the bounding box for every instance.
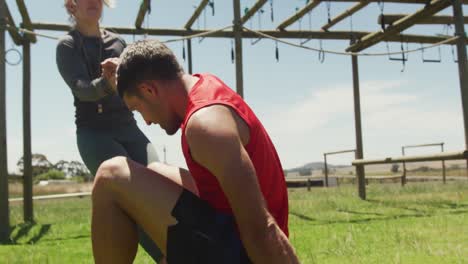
[1,182,468,263]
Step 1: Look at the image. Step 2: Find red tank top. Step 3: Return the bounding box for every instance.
[181,73,289,236]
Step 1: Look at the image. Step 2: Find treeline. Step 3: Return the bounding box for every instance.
[12,154,92,183]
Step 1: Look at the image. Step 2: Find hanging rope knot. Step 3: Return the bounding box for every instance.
[146,0,151,14]
[208,1,215,16]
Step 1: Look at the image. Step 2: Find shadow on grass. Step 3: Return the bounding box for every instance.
[40,234,89,243]
[0,222,51,245]
[290,208,468,226]
[336,209,386,216]
[290,212,317,222]
[367,198,468,212]
[366,199,427,214]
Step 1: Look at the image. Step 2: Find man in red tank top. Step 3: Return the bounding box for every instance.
[90,40,300,264]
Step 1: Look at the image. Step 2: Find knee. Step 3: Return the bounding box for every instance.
[92,156,129,197]
[146,161,163,171]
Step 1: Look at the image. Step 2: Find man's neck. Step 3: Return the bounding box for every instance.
[173,74,199,119]
[75,22,101,37]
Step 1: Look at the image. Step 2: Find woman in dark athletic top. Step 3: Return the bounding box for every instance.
[55,0,165,263]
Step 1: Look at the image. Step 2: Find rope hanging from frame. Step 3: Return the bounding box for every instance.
[4,22,459,59]
[270,0,274,22]
[378,0,385,31]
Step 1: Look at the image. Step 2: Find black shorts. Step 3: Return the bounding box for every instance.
[166,190,252,264]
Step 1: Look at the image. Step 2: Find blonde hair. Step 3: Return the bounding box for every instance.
[64,0,115,17]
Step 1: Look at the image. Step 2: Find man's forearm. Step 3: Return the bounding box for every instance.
[242,218,300,264]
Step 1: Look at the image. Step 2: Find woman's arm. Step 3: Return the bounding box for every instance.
[56,35,114,102]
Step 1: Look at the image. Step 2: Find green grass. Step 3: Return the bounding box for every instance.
[2,182,468,263]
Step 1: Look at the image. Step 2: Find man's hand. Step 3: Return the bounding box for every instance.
[101,57,120,92]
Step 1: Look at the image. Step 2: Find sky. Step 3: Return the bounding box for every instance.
[2,0,468,173]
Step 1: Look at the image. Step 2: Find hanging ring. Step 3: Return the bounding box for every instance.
[318,40,325,63]
[5,48,23,66]
[318,49,325,63]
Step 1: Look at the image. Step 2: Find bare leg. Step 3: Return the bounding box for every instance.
[91,157,196,263]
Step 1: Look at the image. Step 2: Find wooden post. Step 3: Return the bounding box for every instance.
[351,38,366,200]
[135,0,150,29]
[22,39,33,222]
[323,154,329,187]
[452,0,468,178]
[307,178,311,191]
[401,147,407,186]
[441,143,446,184]
[232,0,244,98]
[0,0,10,242]
[187,39,193,74]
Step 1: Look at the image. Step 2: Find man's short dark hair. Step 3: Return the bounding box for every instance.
[117,40,184,97]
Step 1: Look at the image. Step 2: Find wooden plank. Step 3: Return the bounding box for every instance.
[241,0,268,24]
[324,149,356,155]
[322,1,370,31]
[379,14,468,25]
[135,0,151,29]
[352,151,468,165]
[403,142,444,149]
[15,0,36,43]
[9,192,91,203]
[277,0,321,30]
[346,0,452,52]
[3,2,23,45]
[185,0,210,29]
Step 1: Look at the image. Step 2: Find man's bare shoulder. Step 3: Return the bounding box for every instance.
[185,105,235,138]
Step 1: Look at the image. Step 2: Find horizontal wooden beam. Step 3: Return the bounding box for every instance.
[15,0,36,43]
[3,2,23,45]
[9,192,91,203]
[352,151,468,165]
[379,14,468,25]
[241,0,268,24]
[403,142,444,149]
[30,22,459,45]
[322,1,370,31]
[277,0,321,30]
[135,0,151,29]
[324,149,356,155]
[185,0,210,29]
[347,0,452,52]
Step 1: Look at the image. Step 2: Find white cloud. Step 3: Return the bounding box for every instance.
[260,80,464,169]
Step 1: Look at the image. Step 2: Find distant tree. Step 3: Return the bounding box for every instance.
[35,169,66,183]
[414,166,430,172]
[54,160,75,178]
[298,168,312,176]
[68,160,92,182]
[17,153,53,177]
[391,164,400,173]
